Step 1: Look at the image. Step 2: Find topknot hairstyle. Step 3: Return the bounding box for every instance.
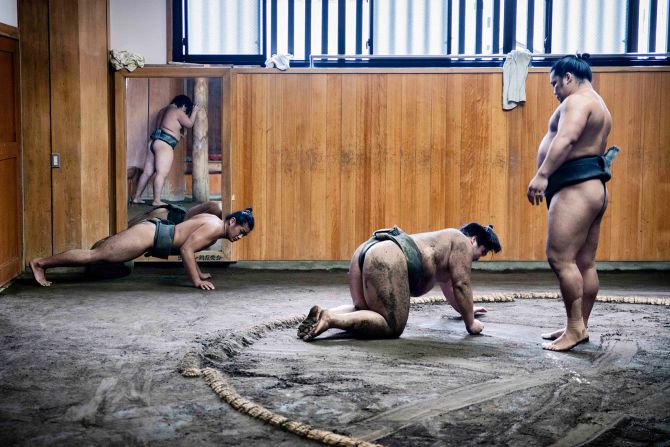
[225,207,255,230]
[170,94,194,115]
[459,223,502,253]
[550,54,592,82]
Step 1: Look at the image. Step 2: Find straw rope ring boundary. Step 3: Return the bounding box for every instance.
[178,291,669,446]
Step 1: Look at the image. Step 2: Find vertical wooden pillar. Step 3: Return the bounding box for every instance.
[192,77,209,202]
[19,0,53,262]
[48,0,110,252]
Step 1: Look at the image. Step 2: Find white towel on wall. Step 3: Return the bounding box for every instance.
[502,49,532,110]
[109,49,145,72]
[265,54,292,71]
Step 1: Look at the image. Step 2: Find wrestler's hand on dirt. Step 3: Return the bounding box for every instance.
[199,272,212,280]
[194,280,215,290]
[466,319,484,335]
[527,173,548,206]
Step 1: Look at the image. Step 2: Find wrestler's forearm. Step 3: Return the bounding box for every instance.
[180,248,201,285]
[183,108,198,127]
[536,134,553,169]
[452,282,475,326]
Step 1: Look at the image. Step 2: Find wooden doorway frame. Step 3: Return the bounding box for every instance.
[113,66,233,261]
[0,33,22,286]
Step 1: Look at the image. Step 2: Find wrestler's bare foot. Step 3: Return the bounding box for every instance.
[130,198,145,204]
[298,306,333,341]
[152,201,167,206]
[303,310,333,341]
[541,328,565,340]
[297,305,322,339]
[541,325,589,340]
[542,327,589,351]
[29,259,51,287]
[466,319,484,335]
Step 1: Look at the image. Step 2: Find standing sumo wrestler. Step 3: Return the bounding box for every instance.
[527,54,618,351]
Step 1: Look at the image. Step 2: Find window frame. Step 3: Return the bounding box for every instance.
[171,0,670,68]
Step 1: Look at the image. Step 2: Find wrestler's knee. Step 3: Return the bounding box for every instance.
[576,256,596,272]
[87,248,104,263]
[141,167,155,178]
[546,251,572,274]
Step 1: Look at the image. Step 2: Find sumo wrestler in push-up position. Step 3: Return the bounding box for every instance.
[30,208,254,290]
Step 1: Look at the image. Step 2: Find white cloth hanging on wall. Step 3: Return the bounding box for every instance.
[502,49,532,110]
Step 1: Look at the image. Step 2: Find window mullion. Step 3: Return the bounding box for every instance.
[447,0,453,54]
[476,0,484,54]
[322,0,329,54]
[493,0,501,54]
[543,0,552,53]
[458,0,466,54]
[503,0,517,53]
[184,0,190,57]
[173,0,185,61]
[338,0,346,54]
[270,0,277,55]
[527,0,535,52]
[626,0,640,52]
[356,0,363,54]
[288,0,295,56]
[648,0,658,51]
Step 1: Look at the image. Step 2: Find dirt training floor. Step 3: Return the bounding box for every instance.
[1,267,669,446]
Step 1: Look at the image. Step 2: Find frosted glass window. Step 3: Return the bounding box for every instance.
[375,0,452,55]
[187,0,261,54]
[373,0,546,56]
[551,0,626,54]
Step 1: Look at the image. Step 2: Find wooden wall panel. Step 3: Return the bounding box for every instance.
[126,78,149,171]
[0,36,20,285]
[79,0,110,245]
[46,0,109,253]
[657,74,670,259]
[232,69,670,261]
[49,0,83,253]
[221,69,233,260]
[601,73,643,260]
[309,74,328,259]
[0,159,20,284]
[325,75,343,256]
[19,0,53,262]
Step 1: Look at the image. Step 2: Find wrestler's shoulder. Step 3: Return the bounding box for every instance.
[565,92,599,108]
[416,228,465,246]
[186,213,223,225]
